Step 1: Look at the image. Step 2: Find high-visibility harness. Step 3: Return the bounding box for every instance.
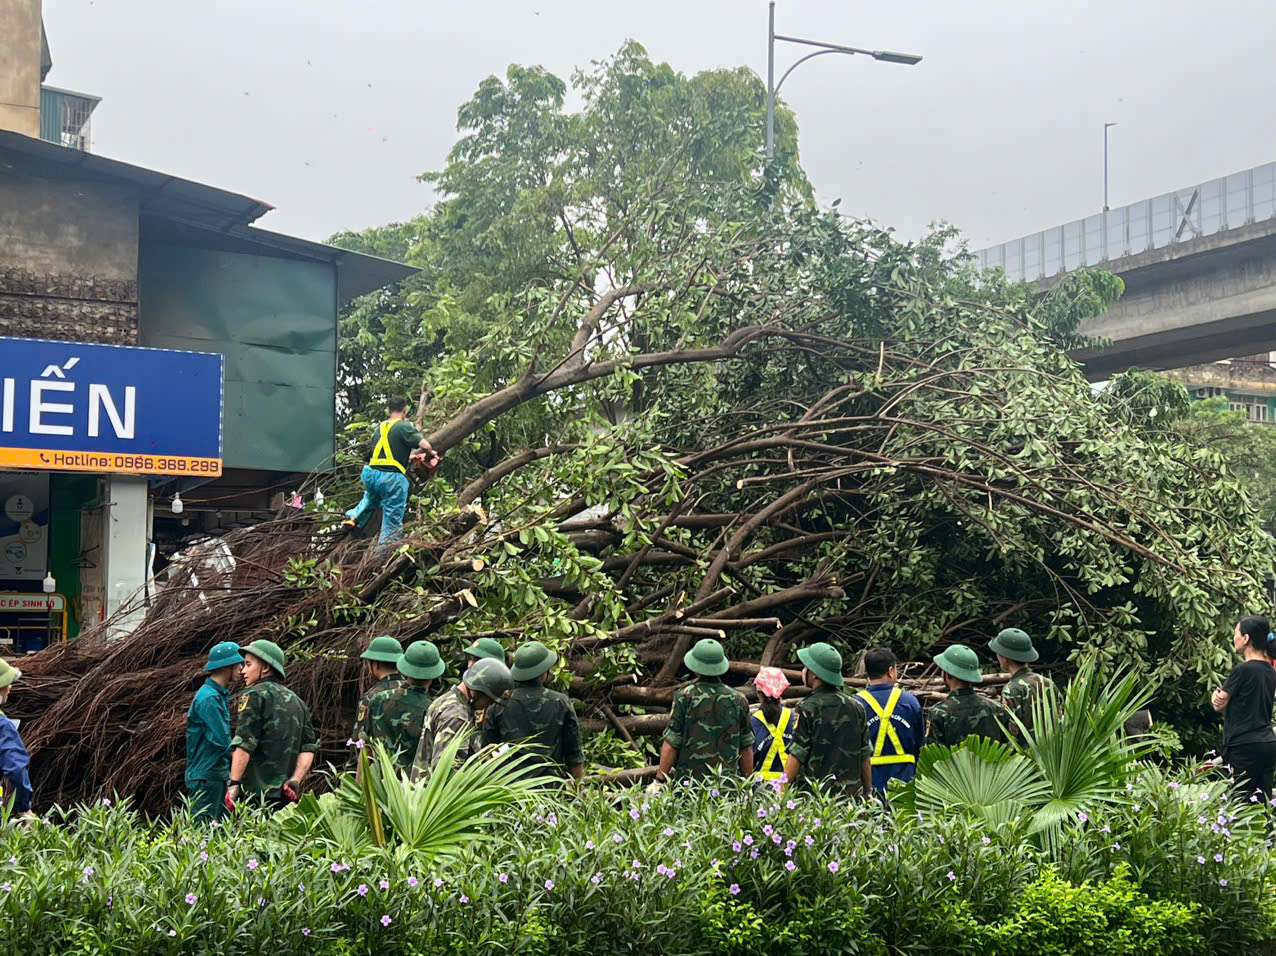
[856,687,916,766]
[369,420,406,474]
[754,708,794,781]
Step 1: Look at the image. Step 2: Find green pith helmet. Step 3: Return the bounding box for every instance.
[361,635,404,664]
[205,641,244,673]
[988,627,1039,663]
[510,641,558,681]
[463,637,506,662]
[933,644,984,684]
[240,639,287,679]
[684,638,730,677]
[398,641,445,681]
[463,656,514,702]
[796,642,844,686]
[0,659,21,689]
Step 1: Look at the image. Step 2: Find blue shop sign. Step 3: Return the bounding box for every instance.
[0,337,223,476]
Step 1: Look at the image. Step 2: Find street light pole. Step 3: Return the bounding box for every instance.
[1103,122,1117,211]
[766,0,922,159]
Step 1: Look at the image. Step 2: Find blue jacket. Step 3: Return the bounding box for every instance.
[854,682,924,793]
[185,679,232,785]
[0,713,32,812]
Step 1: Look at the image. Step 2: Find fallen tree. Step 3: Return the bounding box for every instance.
[10,44,1271,810]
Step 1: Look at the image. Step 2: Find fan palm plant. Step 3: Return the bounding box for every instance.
[892,657,1158,855]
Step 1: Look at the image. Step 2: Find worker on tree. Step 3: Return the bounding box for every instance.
[989,628,1057,739]
[342,395,433,544]
[750,666,799,785]
[354,641,441,773]
[652,639,753,791]
[854,647,923,797]
[352,635,404,740]
[0,659,32,817]
[184,641,242,822]
[927,644,1011,747]
[483,641,584,781]
[227,640,319,812]
[463,637,508,667]
[412,656,513,780]
[782,643,872,796]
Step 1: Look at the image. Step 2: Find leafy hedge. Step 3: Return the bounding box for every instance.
[1,768,1271,955]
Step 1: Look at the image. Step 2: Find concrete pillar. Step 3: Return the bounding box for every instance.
[0,0,43,138]
[103,475,148,637]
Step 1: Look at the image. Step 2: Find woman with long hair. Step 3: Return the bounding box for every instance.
[1212,615,1276,802]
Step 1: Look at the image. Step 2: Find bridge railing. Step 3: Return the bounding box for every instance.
[976,161,1276,282]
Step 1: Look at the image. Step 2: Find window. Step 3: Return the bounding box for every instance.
[1229,395,1271,422]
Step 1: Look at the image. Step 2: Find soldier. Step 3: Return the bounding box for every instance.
[927,644,1011,747]
[184,641,243,822]
[352,635,405,740]
[989,628,1057,738]
[463,637,507,666]
[483,641,584,781]
[412,656,513,780]
[354,641,442,773]
[782,642,871,796]
[653,639,753,789]
[227,640,319,812]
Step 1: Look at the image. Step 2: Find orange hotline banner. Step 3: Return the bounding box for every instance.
[0,447,222,477]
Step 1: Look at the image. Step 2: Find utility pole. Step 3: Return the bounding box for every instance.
[1104,122,1118,211]
[766,1,922,159]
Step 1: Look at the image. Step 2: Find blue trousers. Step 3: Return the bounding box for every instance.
[346,466,410,543]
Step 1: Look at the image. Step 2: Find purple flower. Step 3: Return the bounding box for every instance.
[772,833,782,845]
[1220,879,1229,887]
[379,880,389,890]
[433,878,444,889]
[460,895,470,904]
[757,808,768,819]
[591,872,602,885]
[353,739,365,750]
[407,877,418,888]
[185,893,196,905]
[629,809,640,820]
[1197,857,1206,864]
[656,864,668,876]
[613,834,624,844]
[981,837,991,846]
[0,884,9,892]
[804,835,815,846]
[585,840,595,850]
[247,859,259,871]
[346,738,356,748]
[785,861,796,872]
[786,800,797,810]
[1077,812,1088,824]
[711,789,720,797]
[1101,825,1111,834]
[946,871,956,882]
[1169,781,1180,790]
[743,835,753,846]
[729,883,740,896]
[664,868,676,880]
[785,847,794,857]
[168,931,176,938]
[200,852,209,863]
[544,880,555,891]
[732,841,742,853]
[380,914,391,927]
[763,825,773,836]
[102,798,112,807]
[546,812,557,826]
[828,861,840,874]
[750,848,759,859]
[663,827,675,837]
[257,898,265,908]
[1114,843,1122,850]
[1215,853,1224,863]
[302,928,310,936]
[1198,816,1208,825]
[632,859,643,869]
[498,873,509,884]
[357,884,369,896]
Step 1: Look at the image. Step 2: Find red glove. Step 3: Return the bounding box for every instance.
[224,791,235,812]
[282,780,300,803]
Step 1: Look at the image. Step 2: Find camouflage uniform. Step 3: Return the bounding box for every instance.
[353,674,404,737]
[482,680,583,778]
[926,687,1010,747]
[355,681,432,773]
[231,678,319,799]
[411,685,480,780]
[662,677,751,779]
[998,667,1056,738]
[789,686,871,795]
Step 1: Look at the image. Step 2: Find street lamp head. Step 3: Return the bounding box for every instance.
[871,50,923,65]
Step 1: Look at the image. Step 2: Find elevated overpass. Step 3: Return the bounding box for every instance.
[976,162,1276,380]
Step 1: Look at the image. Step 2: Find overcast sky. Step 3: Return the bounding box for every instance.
[41,0,1276,250]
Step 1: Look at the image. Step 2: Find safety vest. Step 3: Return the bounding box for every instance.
[754,707,795,782]
[369,420,406,474]
[856,687,916,766]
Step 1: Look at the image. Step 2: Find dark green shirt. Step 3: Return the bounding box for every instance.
[483,680,584,777]
[789,685,870,795]
[373,419,425,472]
[231,679,319,795]
[927,687,1010,747]
[355,681,432,773]
[185,678,231,784]
[999,668,1057,738]
[662,677,751,779]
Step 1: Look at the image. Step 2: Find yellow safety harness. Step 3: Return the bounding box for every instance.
[856,687,915,766]
[369,419,406,474]
[754,707,794,781]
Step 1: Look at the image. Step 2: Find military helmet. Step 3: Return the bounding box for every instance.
[796,642,844,687]
[510,640,558,681]
[988,627,1039,663]
[463,637,506,662]
[240,639,286,678]
[361,635,404,664]
[399,640,446,681]
[933,644,984,684]
[683,638,730,676]
[463,656,514,702]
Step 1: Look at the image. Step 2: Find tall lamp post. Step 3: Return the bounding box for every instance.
[1103,122,1118,211]
[766,0,922,159]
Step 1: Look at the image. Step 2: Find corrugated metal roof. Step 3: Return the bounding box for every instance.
[0,130,417,303]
